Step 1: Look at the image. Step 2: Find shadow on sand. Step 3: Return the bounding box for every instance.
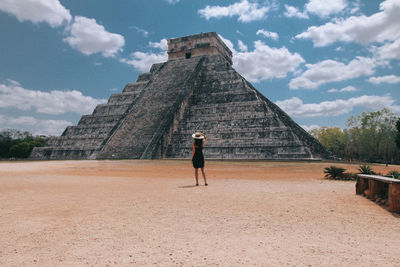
[178,185,199,188]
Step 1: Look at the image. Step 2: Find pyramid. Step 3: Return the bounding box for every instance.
[30,32,330,160]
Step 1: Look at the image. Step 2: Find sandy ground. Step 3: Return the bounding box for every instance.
[1,160,399,266]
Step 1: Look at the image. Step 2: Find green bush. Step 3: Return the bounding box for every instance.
[0,129,48,159]
[9,142,31,158]
[358,165,376,175]
[324,166,346,179]
[342,172,357,181]
[386,170,400,179]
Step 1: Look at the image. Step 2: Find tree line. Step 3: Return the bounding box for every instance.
[309,108,400,164]
[0,129,48,159]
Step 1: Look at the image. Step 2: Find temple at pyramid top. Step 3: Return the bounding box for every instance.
[167,32,233,65]
[30,32,330,160]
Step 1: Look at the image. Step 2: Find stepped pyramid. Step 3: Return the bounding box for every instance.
[31,32,330,160]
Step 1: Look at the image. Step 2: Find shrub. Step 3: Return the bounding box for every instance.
[358,165,376,175]
[386,170,400,179]
[9,142,31,158]
[324,166,346,179]
[343,172,357,181]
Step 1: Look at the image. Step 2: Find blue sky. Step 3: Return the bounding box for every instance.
[0,0,399,135]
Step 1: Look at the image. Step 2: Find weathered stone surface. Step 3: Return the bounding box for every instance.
[30,32,330,160]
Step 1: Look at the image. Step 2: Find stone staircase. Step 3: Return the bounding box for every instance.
[96,56,205,159]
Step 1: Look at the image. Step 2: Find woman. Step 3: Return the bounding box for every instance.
[191,132,208,186]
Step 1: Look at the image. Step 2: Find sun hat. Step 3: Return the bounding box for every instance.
[192,132,204,139]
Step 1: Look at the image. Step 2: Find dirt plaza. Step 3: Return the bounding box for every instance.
[1,160,399,266]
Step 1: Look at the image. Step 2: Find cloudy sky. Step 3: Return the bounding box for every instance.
[0,0,399,135]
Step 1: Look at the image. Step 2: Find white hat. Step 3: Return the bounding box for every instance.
[192,132,204,139]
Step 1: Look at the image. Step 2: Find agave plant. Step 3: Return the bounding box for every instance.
[324,166,346,179]
[386,170,400,179]
[358,165,376,175]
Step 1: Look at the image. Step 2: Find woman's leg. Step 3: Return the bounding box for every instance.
[201,168,207,185]
[194,168,199,185]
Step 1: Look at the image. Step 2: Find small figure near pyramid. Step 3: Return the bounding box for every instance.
[30,32,330,160]
[192,132,208,186]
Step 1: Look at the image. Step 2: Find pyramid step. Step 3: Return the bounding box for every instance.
[136,72,152,82]
[63,125,114,137]
[30,147,98,160]
[188,100,263,111]
[122,81,148,93]
[181,118,281,129]
[183,112,268,122]
[78,114,123,126]
[92,103,131,116]
[167,146,311,159]
[192,92,257,104]
[107,92,141,104]
[173,127,290,135]
[46,136,105,148]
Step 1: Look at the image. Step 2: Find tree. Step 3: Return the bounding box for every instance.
[309,127,346,158]
[396,119,400,150]
[346,108,398,163]
[9,142,31,158]
[0,129,48,159]
[309,109,400,163]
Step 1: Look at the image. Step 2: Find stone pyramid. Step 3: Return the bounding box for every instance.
[31,32,330,160]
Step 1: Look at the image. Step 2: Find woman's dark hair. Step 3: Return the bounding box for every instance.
[194,138,203,147]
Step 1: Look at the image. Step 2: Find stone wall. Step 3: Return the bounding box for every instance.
[167,32,232,65]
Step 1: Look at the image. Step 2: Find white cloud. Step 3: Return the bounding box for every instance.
[301,124,321,131]
[237,40,248,52]
[284,0,346,20]
[165,0,180,4]
[328,86,357,93]
[198,0,270,22]
[233,41,304,82]
[289,56,376,89]
[0,115,73,136]
[284,5,309,19]
[0,80,106,115]
[375,39,400,60]
[368,75,400,84]
[131,26,149,37]
[276,95,400,118]
[218,35,236,53]
[121,38,168,72]
[256,29,279,40]
[296,0,400,47]
[121,51,167,72]
[0,0,71,27]
[349,0,361,14]
[149,39,168,51]
[305,0,347,17]
[64,16,125,57]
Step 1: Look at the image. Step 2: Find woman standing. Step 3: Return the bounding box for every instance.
[192,132,208,186]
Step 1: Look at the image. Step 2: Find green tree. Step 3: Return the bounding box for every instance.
[309,127,346,158]
[9,142,31,158]
[309,109,400,163]
[346,108,398,163]
[0,129,48,159]
[396,119,400,150]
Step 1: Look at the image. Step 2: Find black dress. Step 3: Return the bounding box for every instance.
[192,145,204,169]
